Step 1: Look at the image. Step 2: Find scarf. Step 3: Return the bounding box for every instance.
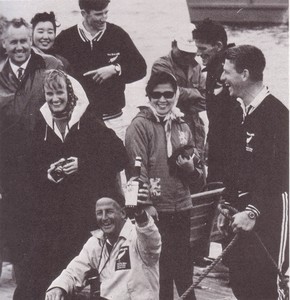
[148,90,184,157]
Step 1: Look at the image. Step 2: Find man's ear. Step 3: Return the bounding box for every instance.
[215,41,224,52]
[81,9,87,18]
[242,69,250,81]
[121,207,127,219]
[2,40,6,50]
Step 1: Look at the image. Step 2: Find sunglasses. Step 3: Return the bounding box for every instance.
[150,91,175,99]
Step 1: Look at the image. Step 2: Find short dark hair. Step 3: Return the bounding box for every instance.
[225,45,265,81]
[192,18,227,48]
[31,11,58,33]
[146,72,178,97]
[79,0,110,11]
[2,18,31,39]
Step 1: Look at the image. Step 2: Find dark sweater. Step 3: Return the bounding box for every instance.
[226,94,289,216]
[54,23,147,116]
[204,45,242,184]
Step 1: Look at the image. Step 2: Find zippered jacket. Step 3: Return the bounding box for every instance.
[125,106,203,212]
[47,217,161,300]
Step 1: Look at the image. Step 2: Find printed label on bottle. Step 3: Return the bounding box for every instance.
[124,181,139,206]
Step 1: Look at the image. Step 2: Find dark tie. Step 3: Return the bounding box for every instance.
[17,67,24,80]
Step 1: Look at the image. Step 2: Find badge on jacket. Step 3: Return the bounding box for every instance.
[115,246,131,271]
[246,131,255,152]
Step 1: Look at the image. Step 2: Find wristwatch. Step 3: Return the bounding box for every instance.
[114,64,121,76]
[247,211,256,220]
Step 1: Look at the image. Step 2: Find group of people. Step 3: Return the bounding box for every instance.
[0,0,288,300]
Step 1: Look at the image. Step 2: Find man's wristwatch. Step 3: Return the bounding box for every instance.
[247,211,256,220]
[114,64,121,76]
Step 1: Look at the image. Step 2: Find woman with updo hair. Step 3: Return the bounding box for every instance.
[31,12,72,73]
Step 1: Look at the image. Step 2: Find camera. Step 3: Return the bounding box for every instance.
[50,159,73,181]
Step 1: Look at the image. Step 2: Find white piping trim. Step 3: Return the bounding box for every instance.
[277,192,288,300]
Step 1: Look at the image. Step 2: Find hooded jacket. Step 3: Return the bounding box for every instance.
[30,74,128,231]
[125,106,202,212]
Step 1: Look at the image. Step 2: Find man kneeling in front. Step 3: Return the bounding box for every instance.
[45,193,161,300]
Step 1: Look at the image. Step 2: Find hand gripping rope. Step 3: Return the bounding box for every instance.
[178,203,289,300]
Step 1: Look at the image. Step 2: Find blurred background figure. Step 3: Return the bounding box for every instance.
[152,23,207,173]
[0,15,8,70]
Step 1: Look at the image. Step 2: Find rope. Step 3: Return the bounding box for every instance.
[219,203,289,300]
[179,202,289,300]
[178,234,239,300]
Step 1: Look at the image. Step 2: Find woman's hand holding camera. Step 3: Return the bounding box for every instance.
[62,157,78,175]
[176,153,195,173]
[47,157,78,183]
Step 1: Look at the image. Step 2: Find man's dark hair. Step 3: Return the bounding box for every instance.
[79,0,110,11]
[3,18,31,38]
[225,45,265,82]
[31,11,58,33]
[146,72,178,97]
[192,18,227,48]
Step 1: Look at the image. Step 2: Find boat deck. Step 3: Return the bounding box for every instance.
[0,244,236,300]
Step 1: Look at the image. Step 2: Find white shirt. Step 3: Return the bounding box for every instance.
[246,85,270,115]
[9,55,31,78]
[237,85,270,121]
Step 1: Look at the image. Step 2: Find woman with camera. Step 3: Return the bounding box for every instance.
[27,69,128,299]
[125,71,204,300]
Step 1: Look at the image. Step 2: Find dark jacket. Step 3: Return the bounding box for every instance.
[203,46,242,183]
[226,95,289,212]
[0,50,62,194]
[224,94,289,289]
[31,101,128,230]
[0,50,62,261]
[54,22,147,116]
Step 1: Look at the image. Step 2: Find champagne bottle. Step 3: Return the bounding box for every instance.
[131,156,142,182]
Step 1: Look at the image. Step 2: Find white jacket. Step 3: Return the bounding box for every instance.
[47,216,161,300]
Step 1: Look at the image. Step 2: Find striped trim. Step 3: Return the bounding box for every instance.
[93,30,105,42]
[78,28,89,42]
[245,204,260,217]
[102,110,123,121]
[277,191,288,300]
[77,24,106,49]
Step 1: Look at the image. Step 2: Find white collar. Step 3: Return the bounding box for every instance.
[40,74,89,142]
[237,85,270,118]
[77,21,106,42]
[246,85,270,115]
[9,55,31,76]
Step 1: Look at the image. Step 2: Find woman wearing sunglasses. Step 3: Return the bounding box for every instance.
[125,71,203,300]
